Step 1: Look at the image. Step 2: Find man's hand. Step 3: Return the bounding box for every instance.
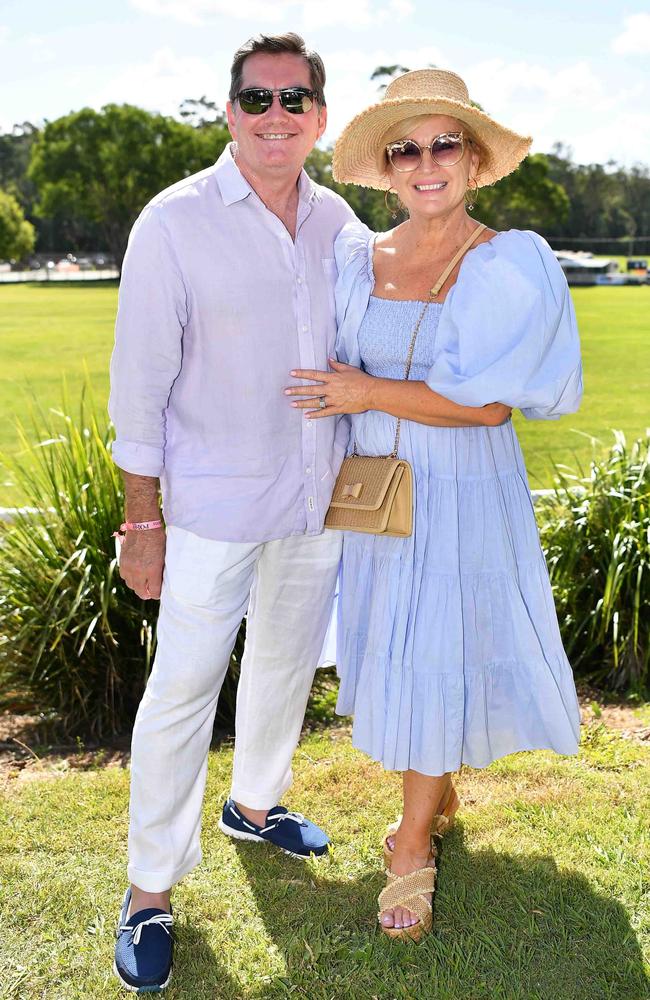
[118,527,166,600]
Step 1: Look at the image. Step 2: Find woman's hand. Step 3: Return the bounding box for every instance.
[284,362,512,427]
[284,359,374,419]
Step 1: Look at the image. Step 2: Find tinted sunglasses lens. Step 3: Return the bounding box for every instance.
[238,89,272,114]
[280,90,313,113]
[388,140,422,171]
[432,135,464,165]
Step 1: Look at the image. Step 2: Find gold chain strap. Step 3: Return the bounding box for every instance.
[390,299,430,457]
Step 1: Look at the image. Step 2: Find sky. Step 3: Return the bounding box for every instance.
[1,0,650,168]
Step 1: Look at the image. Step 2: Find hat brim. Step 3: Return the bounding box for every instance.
[332,96,532,190]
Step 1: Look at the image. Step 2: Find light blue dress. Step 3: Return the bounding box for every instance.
[333,224,583,775]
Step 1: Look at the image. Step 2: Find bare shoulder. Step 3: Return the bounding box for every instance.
[372,230,400,277]
[374,228,399,251]
[475,225,498,246]
[373,223,408,264]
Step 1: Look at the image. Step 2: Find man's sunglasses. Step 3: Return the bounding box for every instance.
[236,87,315,115]
[386,132,467,171]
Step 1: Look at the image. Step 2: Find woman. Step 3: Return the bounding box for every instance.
[285,69,582,940]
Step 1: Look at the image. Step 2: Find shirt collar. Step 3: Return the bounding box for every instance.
[298,165,322,204]
[215,142,322,207]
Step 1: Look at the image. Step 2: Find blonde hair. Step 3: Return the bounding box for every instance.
[377,113,484,184]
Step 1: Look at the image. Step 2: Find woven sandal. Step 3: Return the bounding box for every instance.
[377,863,437,941]
[383,782,460,868]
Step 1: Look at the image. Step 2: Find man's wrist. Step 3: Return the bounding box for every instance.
[122,471,162,523]
[124,507,162,522]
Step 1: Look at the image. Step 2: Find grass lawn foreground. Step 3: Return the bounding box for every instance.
[0,282,649,997]
[1,720,649,1000]
[0,283,649,501]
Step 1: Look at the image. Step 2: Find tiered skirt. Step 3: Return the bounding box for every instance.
[335,412,581,774]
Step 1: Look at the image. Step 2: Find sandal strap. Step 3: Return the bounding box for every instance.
[431,813,452,836]
[383,827,438,858]
[378,865,436,920]
[389,813,447,837]
[385,789,458,849]
[384,892,431,927]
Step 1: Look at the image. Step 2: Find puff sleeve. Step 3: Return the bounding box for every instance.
[333,221,374,369]
[425,230,583,420]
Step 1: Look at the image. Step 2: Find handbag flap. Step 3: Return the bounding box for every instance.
[328,455,403,511]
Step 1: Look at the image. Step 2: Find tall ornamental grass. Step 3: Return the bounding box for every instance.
[537,431,650,694]
[0,389,243,737]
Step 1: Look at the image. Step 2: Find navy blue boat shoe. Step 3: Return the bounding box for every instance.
[218,798,330,858]
[114,888,173,993]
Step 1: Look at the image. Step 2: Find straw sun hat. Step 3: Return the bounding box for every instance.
[332,68,532,190]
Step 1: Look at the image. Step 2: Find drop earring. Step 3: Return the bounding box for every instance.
[384,188,400,221]
[467,177,479,212]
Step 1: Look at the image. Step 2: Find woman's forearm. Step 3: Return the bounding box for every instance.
[365,377,510,427]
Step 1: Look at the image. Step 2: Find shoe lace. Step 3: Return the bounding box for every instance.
[119,913,173,946]
[261,810,305,833]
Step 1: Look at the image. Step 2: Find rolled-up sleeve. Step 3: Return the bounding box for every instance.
[108,203,188,476]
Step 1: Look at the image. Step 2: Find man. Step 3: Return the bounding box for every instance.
[109,32,355,992]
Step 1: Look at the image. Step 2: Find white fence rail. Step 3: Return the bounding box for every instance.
[0,269,119,283]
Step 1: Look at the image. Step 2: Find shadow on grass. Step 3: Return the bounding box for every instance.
[213,826,648,1000]
[166,920,242,1000]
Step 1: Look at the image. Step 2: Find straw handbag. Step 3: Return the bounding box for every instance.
[325,224,486,537]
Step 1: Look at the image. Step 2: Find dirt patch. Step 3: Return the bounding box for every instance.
[1,687,648,784]
[577,684,650,742]
[0,708,131,784]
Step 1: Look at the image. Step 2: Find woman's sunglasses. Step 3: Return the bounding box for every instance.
[236,87,315,115]
[386,132,466,171]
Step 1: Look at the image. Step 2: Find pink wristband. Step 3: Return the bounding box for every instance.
[112,519,163,538]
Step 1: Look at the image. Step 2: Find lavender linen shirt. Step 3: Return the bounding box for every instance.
[109,144,355,542]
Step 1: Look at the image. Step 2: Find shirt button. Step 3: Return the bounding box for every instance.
[306,467,312,474]
[302,325,308,332]
[297,276,303,284]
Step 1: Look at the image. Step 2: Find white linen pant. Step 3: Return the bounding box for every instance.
[127,525,341,892]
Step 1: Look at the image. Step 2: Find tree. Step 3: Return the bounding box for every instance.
[621,164,650,250]
[0,188,35,261]
[305,147,399,231]
[0,122,39,211]
[178,95,227,129]
[544,146,645,252]
[371,65,411,91]
[478,153,569,234]
[28,104,231,268]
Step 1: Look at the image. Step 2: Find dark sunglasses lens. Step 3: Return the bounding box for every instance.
[238,89,272,114]
[432,135,464,164]
[389,140,422,171]
[280,90,313,113]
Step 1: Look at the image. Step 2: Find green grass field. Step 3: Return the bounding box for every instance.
[517,284,650,485]
[1,722,648,999]
[0,283,648,500]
